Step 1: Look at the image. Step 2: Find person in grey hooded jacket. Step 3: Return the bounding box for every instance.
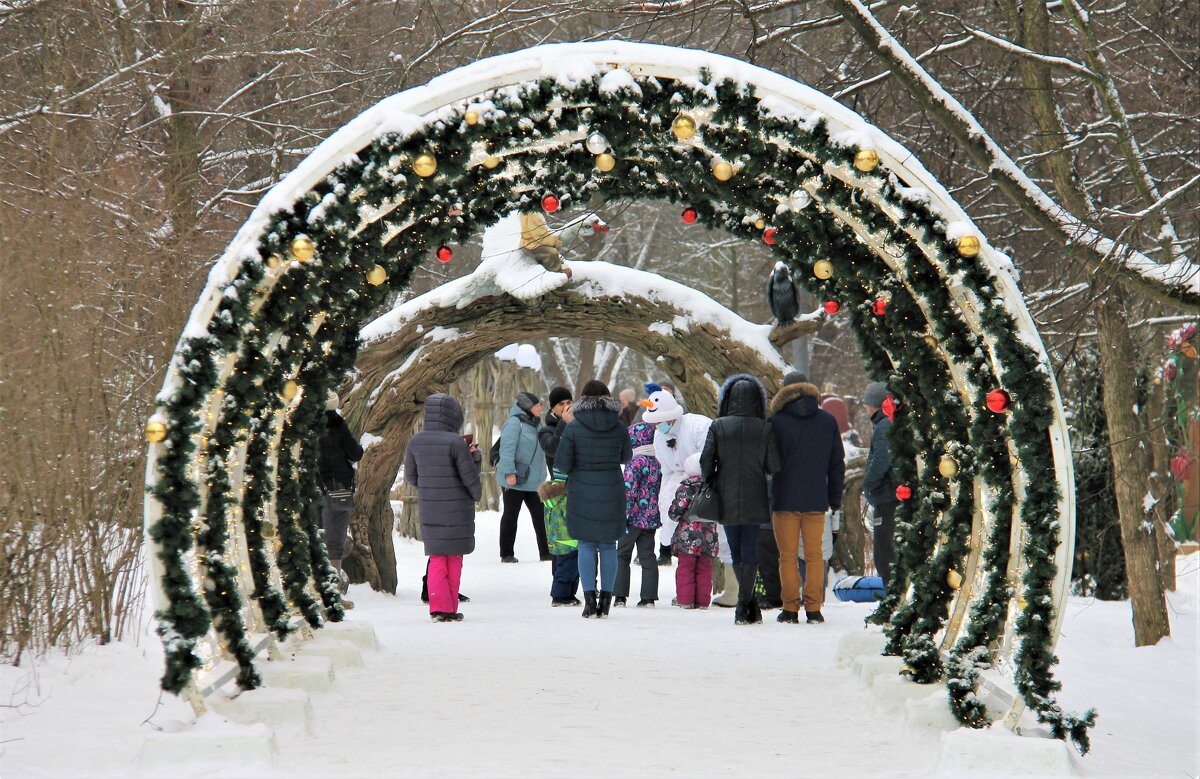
[496,391,551,563]
[405,393,482,621]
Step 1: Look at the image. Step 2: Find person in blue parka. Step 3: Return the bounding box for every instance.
[496,391,550,563]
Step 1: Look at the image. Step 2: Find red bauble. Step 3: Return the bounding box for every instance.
[541,194,560,213]
[681,208,698,224]
[823,300,840,315]
[872,298,888,316]
[896,484,912,501]
[881,394,897,422]
[763,227,778,245]
[436,245,453,263]
[986,388,1011,413]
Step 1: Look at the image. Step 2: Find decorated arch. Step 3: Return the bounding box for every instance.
[143,42,1092,748]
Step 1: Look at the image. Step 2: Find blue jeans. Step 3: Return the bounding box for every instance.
[724,525,759,566]
[577,540,618,593]
[551,550,580,599]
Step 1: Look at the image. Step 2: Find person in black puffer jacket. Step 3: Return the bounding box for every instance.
[405,393,482,622]
[319,391,365,608]
[700,374,781,625]
[861,381,899,587]
[768,380,845,625]
[554,379,633,619]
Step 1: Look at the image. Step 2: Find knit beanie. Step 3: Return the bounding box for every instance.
[782,371,808,387]
[515,391,540,413]
[863,382,888,408]
[548,386,573,407]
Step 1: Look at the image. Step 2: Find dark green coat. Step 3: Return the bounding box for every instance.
[555,395,633,542]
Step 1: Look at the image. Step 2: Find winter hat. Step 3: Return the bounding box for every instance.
[326,390,340,411]
[628,421,656,448]
[782,371,808,387]
[515,391,540,413]
[548,386,572,408]
[863,382,888,408]
[684,452,702,477]
[640,389,683,424]
[580,379,610,397]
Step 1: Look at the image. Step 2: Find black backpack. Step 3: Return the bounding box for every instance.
[488,437,502,467]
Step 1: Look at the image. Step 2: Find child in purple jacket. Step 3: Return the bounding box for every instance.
[614,422,661,607]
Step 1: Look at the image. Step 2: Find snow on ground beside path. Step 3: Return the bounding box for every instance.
[2,526,1196,778]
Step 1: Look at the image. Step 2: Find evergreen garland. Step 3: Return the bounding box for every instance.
[146,66,1094,749]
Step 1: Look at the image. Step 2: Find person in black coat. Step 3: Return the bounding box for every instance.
[768,380,845,624]
[319,391,365,608]
[538,386,574,473]
[861,381,899,587]
[554,379,633,618]
[405,393,482,622]
[700,374,781,625]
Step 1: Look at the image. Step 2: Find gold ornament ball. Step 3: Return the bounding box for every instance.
[946,569,963,591]
[854,148,880,172]
[290,236,315,262]
[813,259,834,280]
[754,218,766,230]
[367,264,388,286]
[464,110,480,126]
[712,160,734,182]
[145,420,168,443]
[1018,595,1029,610]
[482,154,502,169]
[672,113,698,140]
[595,153,616,173]
[412,153,438,178]
[938,456,959,478]
[924,334,939,350]
[281,380,299,401]
[957,235,982,257]
[266,253,282,269]
[261,523,278,539]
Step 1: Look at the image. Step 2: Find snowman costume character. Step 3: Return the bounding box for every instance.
[640,390,712,559]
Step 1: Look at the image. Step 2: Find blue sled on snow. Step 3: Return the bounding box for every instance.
[832,575,886,603]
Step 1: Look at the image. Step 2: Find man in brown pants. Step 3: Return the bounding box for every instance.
[767,373,845,624]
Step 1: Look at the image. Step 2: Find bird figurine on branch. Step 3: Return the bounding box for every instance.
[766,261,800,324]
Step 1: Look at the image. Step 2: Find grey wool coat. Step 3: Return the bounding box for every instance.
[404,393,482,556]
[554,395,633,542]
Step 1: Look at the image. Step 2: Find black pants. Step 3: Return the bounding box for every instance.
[757,525,780,602]
[614,527,659,600]
[499,488,549,559]
[873,502,897,586]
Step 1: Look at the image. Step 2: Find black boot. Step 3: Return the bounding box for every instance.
[806,610,825,624]
[597,592,613,618]
[777,609,800,624]
[747,598,763,624]
[582,591,598,618]
[734,564,756,625]
[657,544,673,567]
[734,603,750,625]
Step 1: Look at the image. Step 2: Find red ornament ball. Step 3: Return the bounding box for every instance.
[896,484,912,501]
[763,227,778,245]
[681,208,698,224]
[436,245,453,263]
[881,394,897,422]
[823,300,840,315]
[986,388,1011,413]
[541,194,560,213]
[872,298,888,316]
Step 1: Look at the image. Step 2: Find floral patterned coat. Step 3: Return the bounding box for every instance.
[623,422,662,530]
[668,476,720,558]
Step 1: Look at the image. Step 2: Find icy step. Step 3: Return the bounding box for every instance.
[294,636,364,668]
[870,671,942,710]
[138,718,276,777]
[933,729,1077,777]
[258,654,335,693]
[209,688,314,735]
[904,689,961,731]
[320,619,379,651]
[852,653,905,683]
[835,630,887,666]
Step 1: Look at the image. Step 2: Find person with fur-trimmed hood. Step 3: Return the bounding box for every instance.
[554,380,634,618]
[700,374,781,625]
[768,378,845,624]
[640,387,712,567]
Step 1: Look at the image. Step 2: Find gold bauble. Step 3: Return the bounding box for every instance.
[261,523,278,539]
[923,334,939,350]
[412,153,438,178]
[464,110,480,126]
[854,148,880,172]
[1018,595,1029,610]
[281,380,299,401]
[671,113,698,140]
[813,259,834,280]
[712,160,734,182]
[266,254,282,269]
[939,456,959,478]
[946,569,963,590]
[145,420,168,443]
[482,154,502,169]
[754,218,766,230]
[595,153,616,172]
[367,264,388,286]
[289,236,315,262]
[957,235,982,257]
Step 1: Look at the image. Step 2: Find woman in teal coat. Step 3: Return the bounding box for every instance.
[554,379,633,618]
[496,391,550,562]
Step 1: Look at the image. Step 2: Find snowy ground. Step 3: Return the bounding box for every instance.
[2,513,1196,778]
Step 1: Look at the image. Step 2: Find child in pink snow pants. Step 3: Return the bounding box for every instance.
[670,454,721,608]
